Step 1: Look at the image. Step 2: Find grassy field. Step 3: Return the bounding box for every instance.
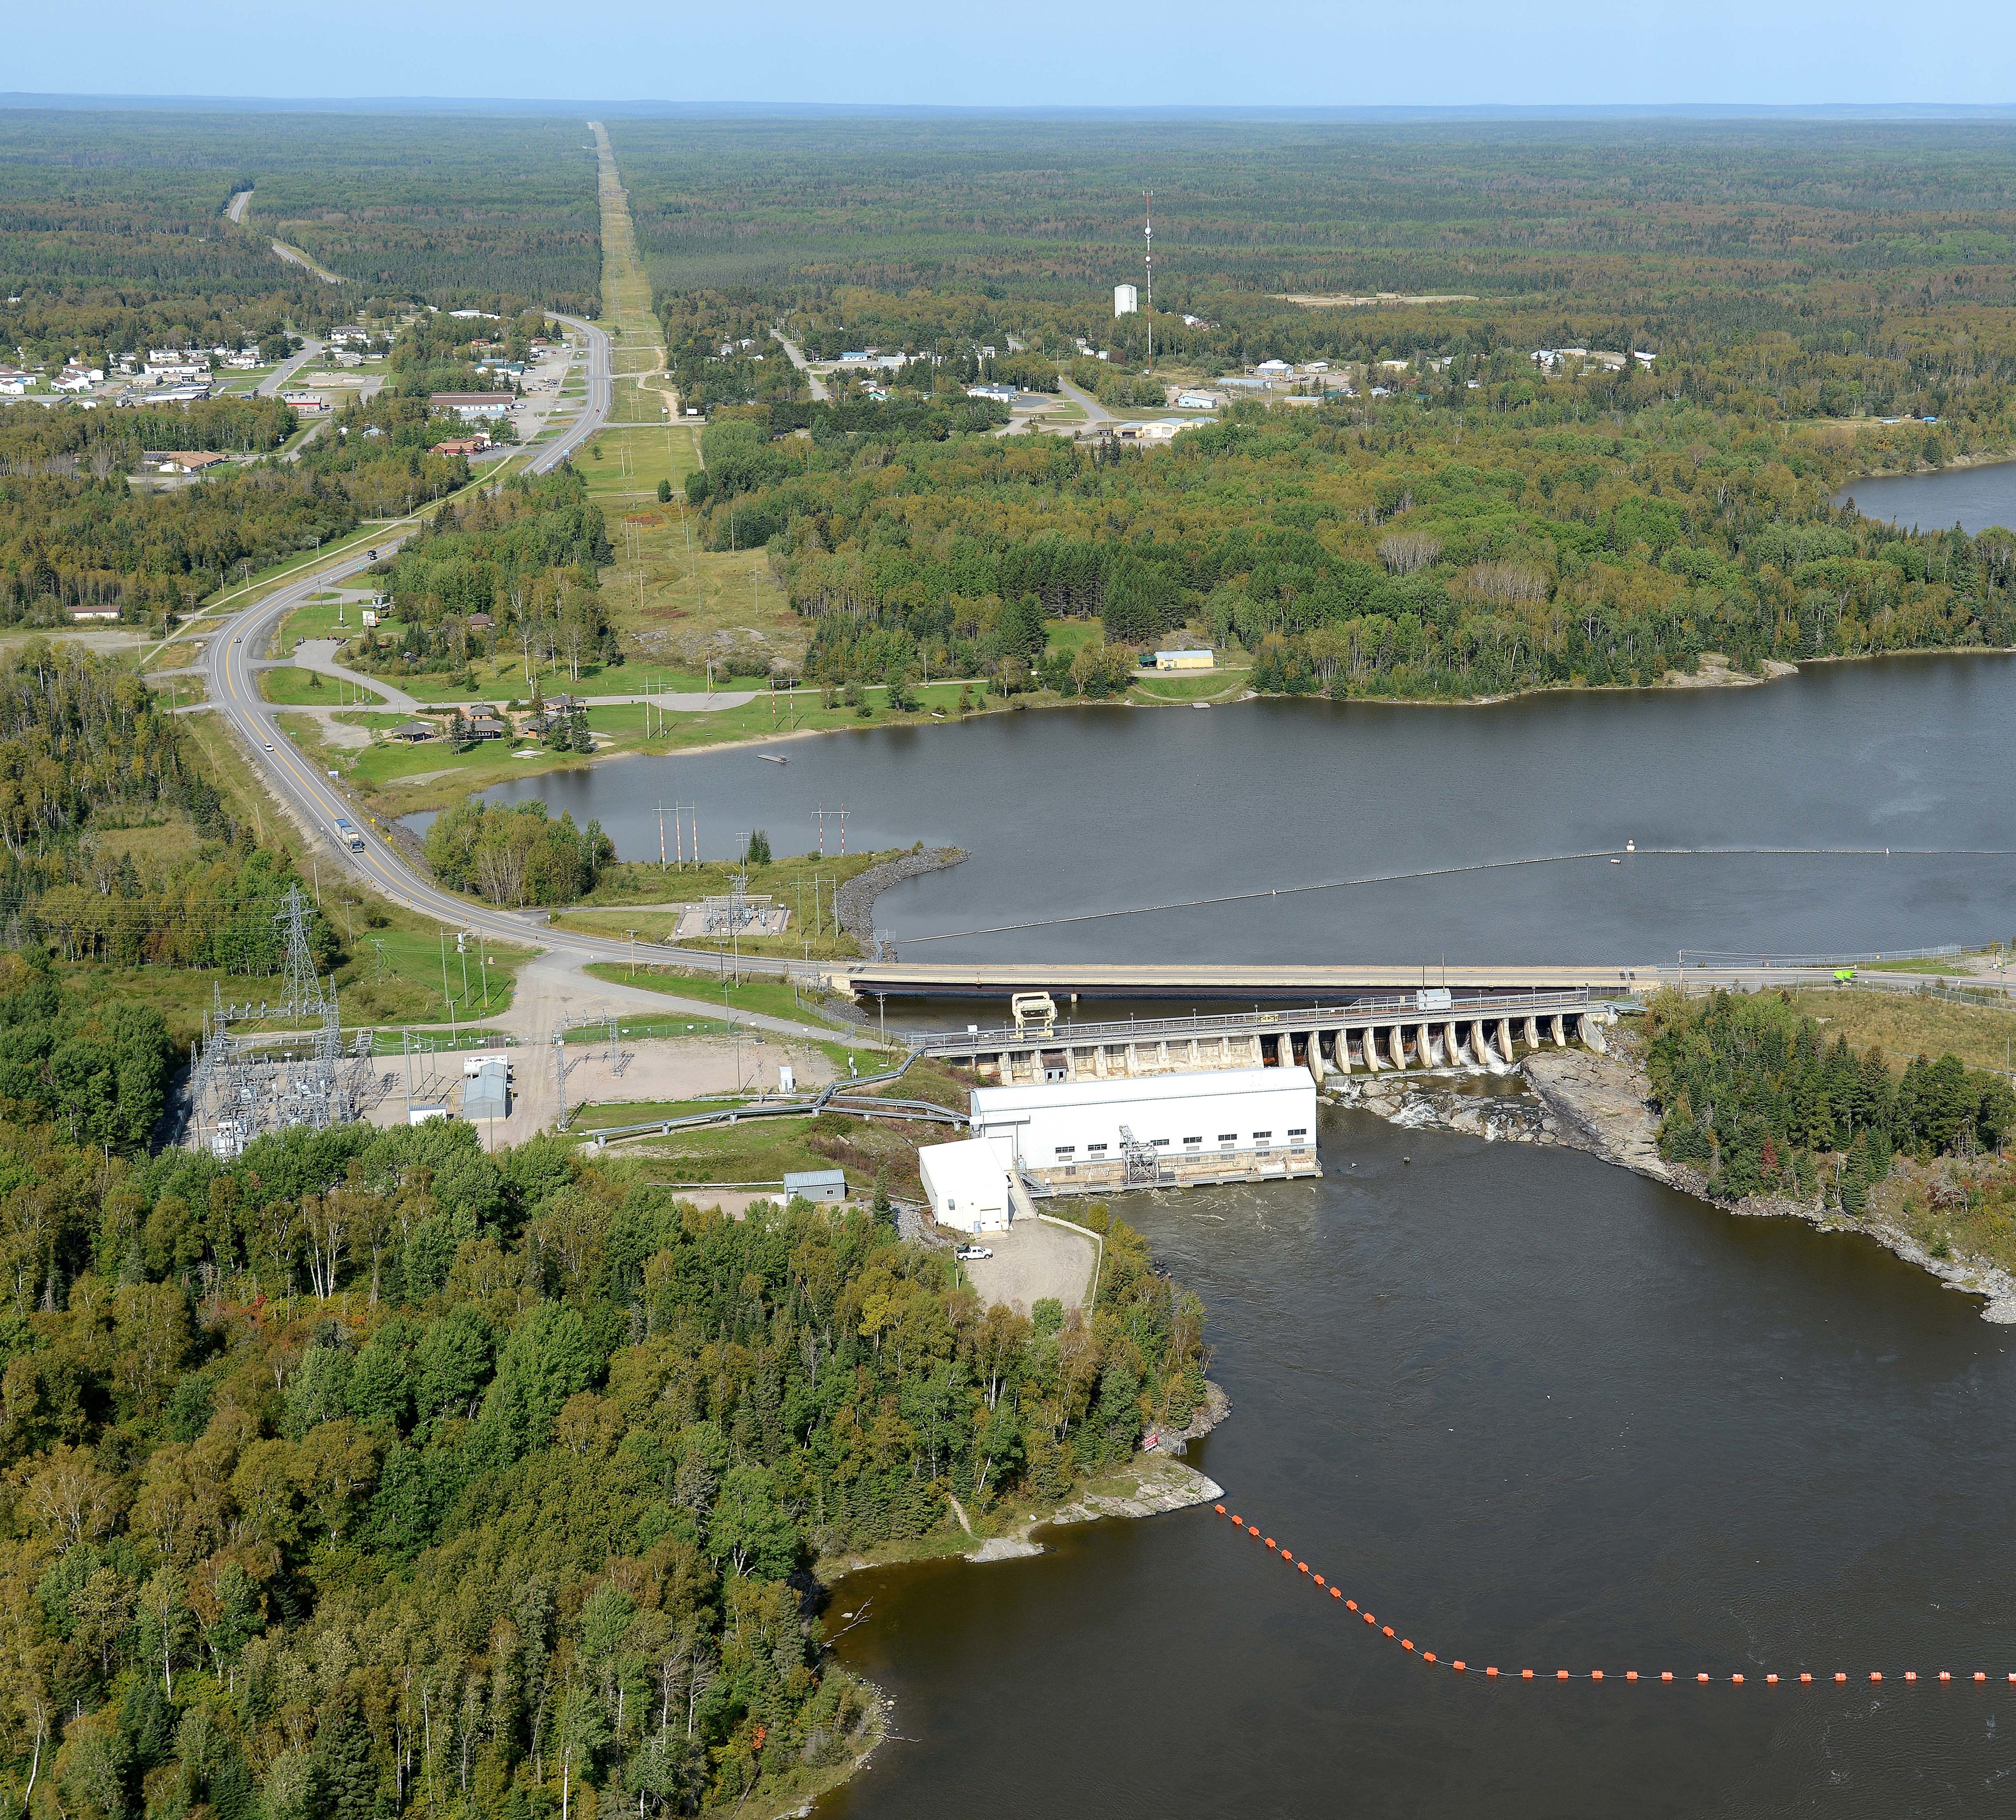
[279,596,375,645]
[580,423,699,500]
[1785,986,2016,1075]
[571,1097,754,1131]
[259,665,386,706]
[1128,669,1247,701]
[1862,953,2000,975]
[335,919,531,1025]
[57,896,533,1041]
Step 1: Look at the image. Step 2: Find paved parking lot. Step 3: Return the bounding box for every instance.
[962,1217,1098,1313]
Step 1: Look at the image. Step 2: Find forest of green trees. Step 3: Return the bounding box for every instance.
[0,1103,1203,1819]
[0,643,344,982]
[0,109,599,369]
[1647,990,2016,1209]
[685,385,2016,702]
[424,801,616,909]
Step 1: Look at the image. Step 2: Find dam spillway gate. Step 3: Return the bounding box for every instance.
[911,990,1620,1087]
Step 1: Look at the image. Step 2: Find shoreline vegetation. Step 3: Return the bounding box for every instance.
[350,635,2010,829]
[1342,988,2016,1322]
[0,1101,1220,1820]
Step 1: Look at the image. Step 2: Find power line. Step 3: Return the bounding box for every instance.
[900,846,2016,945]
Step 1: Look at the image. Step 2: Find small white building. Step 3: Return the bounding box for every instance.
[918,1136,1015,1232]
[1255,358,1294,377]
[1114,283,1139,317]
[969,1067,1318,1191]
[1174,390,1221,409]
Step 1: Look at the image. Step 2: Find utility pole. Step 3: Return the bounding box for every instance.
[816,805,825,857]
[655,803,668,868]
[371,937,385,981]
[839,806,847,856]
[626,929,638,976]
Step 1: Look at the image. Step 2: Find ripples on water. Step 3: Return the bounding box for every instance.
[482,654,2016,965]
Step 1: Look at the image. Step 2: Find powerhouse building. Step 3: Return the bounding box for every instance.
[967,1066,1319,1192]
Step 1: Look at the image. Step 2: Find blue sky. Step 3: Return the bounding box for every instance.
[19,1,2016,109]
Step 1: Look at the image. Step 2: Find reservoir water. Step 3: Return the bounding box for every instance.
[478,654,2016,966]
[821,1111,2016,1818]
[1835,459,2016,535]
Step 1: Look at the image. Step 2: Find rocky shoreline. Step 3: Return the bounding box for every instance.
[1337,1051,2016,1323]
[835,845,965,954]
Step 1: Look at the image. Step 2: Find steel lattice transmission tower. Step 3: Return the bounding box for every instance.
[187,885,373,1156]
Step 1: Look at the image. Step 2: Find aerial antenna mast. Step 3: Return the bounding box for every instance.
[1144,190,1154,370]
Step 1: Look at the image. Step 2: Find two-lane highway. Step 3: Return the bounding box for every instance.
[199,314,653,977]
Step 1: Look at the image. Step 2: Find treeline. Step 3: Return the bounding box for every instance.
[0,398,471,624]
[0,397,298,480]
[699,395,2016,700]
[360,467,617,680]
[660,293,807,413]
[0,1110,1204,1816]
[424,799,615,907]
[615,116,2016,330]
[1646,990,2016,1209]
[0,643,343,976]
[0,947,175,1151]
[0,109,598,368]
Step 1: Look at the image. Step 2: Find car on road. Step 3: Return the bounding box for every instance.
[955,1245,993,1262]
[264,740,273,750]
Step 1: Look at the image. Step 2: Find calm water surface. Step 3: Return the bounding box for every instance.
[1836,459,2016,535]
[822,1110,2016,1819]
[469,479,2016,1811]
[481,656,2016,965]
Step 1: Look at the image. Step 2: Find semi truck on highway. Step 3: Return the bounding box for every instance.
[334,817,365,851]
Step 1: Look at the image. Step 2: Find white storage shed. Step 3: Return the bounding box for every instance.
[918,1136,1015,1232]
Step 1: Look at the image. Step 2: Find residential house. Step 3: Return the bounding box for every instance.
[429,437,490,456]
[142,451,230,475]
[389,722,435,743]
[463,714,508,740]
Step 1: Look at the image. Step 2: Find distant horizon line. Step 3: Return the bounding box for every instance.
[6,93,2016,123]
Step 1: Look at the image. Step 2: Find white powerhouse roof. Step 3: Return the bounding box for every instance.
[972,1067,1303,1122]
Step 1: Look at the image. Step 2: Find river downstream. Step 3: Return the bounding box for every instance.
[822,1106,2016,1818]
[480,653,2016,966]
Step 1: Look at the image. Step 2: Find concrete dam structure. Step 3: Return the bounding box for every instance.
[912,990,1618,1089]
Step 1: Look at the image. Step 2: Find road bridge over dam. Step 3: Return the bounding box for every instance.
[847,961,1652,1003]
[908,989,1620,1087]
